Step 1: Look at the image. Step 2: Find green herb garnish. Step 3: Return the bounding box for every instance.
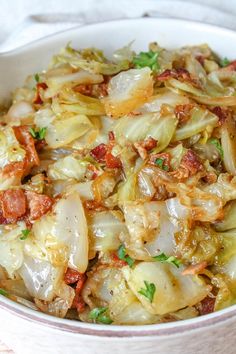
[29,127,47,140]
[138,281,156,303]
[0,288,9,297]
[133,51,160,71]
[153,252,181,268]
[34,73,40,83]
[220,57,230,67]
[208,138,224,159]
[89,307,113,324]
[117,245,135,268]
[155,158,169,171]
[20,229,30,240]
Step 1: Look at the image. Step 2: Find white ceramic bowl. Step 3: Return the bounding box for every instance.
[1,18,236,354]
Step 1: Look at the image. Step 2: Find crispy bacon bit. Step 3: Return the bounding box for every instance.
[83,200,106,212]
[182,261,208,276]
[33,82,48,104]
[25,191,53,221]
[156,68,200,87]
[175,104,194,124]
[72,294,86,313]
[221,60,236,71]
[149,152,171,170]
[171,150,203,180]
[2,161,25,182]
[105,151,122,168]
[96,82,108,98]
[0,189,26,222]
[210,106,229,126]
[64,268,83,285]
[70,272,86,313]
[74,84,93,96]
[197,296,216,315]
[111,252,127,268]
[90,141,122,168]
[202,171,218,184]
[157,68,191,81]
[74,79,109,99]
[134,137,158,160]
[35,138,47,152]
[13,126,39,176]
[90,143,107,162]
[75,272,86,294]
[181,150,203,175]
[196,55,205,66]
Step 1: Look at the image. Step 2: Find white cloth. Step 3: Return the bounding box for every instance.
[1,0,236,52]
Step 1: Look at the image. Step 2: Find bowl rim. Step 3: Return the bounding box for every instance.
[1,16,236,337]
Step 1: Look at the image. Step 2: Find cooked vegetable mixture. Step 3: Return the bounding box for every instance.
[0,42,236,325]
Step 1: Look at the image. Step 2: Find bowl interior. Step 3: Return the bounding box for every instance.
[1,17,236,334]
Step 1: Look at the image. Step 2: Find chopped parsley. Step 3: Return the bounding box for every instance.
[155,158,169,171]
[208,138,224,159]
[89,307,113,324]
[133,50,160,71]
[29,127,47,140]
[0,288,9,297]
[153,252,181,268]
[117,245,135,268]
[34,73,40,83]
[138,281,156,303]
[220,57,230,67]
[20,229,30,240]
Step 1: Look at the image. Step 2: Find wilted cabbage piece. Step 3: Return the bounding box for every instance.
[18,256,64,301]
[114,112,177,152]
[0,127,25,168]
[123,262,210,315]
[32,192,88,272]
[173,106,218,141]
[2,40,236,325]
[103,68,153,117]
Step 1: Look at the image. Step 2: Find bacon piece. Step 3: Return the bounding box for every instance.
[105,151,122,168]
[13,126,40,176]
[156,68,200,87]
[90,142,122,168]
[175,104,194,124]
[157,68,191,81]
[70,272,86,313]
[2,161,25,182]
[111,252,128,268]
[90,143,107,162]
[149,152,171,170]
[25,191,53,221]
[33,82,48,104]
[203,171,217,184]
[72,294,86,313]
[221,60,236,71]
[134,137,158,160]
[74,84,93,96]
[197,296,216,315]
[64,268,85,285]
[74,80,109,99]
[171,150,203,180]
[210,106,229,126]
[0,189,26,222]
[181,150,203,175]
[83,200,106,212]
[182,261,207,275]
